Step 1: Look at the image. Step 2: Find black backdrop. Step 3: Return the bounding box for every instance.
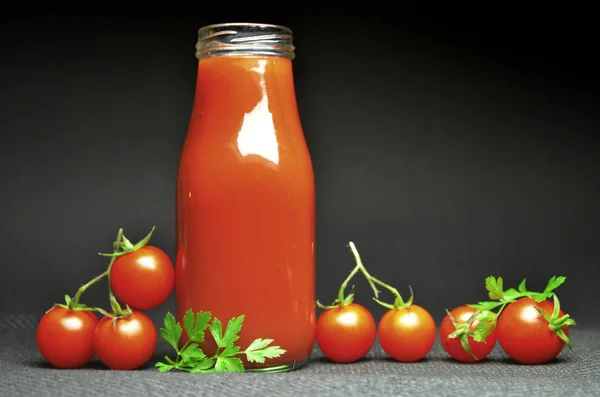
[1,5,599,328]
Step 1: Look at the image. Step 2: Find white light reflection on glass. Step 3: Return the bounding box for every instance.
[236,60,279,164]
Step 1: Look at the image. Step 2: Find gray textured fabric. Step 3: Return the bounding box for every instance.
[1,313,598,397]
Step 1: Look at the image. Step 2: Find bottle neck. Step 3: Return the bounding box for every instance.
[192,22,298,122]
[194,55,299,123]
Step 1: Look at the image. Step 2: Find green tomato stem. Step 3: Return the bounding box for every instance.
[69,228,124,311]
[336,260,362,304]
[106,228,125,314]
[347,242,380,299]
[349,241,410,309]
[367,273,408,308]
[69,269,109,308]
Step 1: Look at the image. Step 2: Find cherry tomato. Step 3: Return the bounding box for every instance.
[440,305,497,363]
[94,310,157,370]
[36,306,98,368]
[497,297,569,364]
[315,303,376,363]
[378,304,436,362]
[110,246,175,310]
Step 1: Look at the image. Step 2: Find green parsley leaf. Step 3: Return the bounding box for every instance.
[245,338,287,363]
[160,312,182,351]
[471,311,498,343]
[183,309,211,343]
[180,343,206,364]
[189,358,216,373]
[517,278,527,293]
[222,315,244,347]
[245,337,275,352]
[485,276,504,300]
[502,288,522,301]
[544,276,566,295]
[472,321,496,343]
[468,301,503,311]
[156,311,286,373]
[529,276,567,302]
[215,357,244,372]
[156,362,175,373]
[220,345,241,358]
[208,317,224,348]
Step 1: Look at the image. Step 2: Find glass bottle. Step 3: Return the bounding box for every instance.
[175,23,315,372]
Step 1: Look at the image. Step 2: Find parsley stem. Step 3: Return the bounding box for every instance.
[165,356,177,366]
[495,302,509,318]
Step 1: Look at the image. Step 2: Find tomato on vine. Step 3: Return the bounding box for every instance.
[36,265,108,368]
[497,295,573,364]
[348,242,435,362]
[376,296,436,362]
[467,276,576,365]
[97,227,174,310]
[109,245,174,310]
[36,305,98,369]
[94,307,157,370]
[315,302,376,363]
[440,305,497,363]
[315,242,379,363]
[35,226,170,370]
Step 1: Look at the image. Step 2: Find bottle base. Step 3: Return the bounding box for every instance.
[244,358,310,373]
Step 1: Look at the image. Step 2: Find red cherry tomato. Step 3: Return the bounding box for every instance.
[36,306,98,368]
[378,304,436,362]
[497,297,569,364]
[94,310,157,370]
[110,246,175,310]
[315,303,376,363]
[440,305,497,363]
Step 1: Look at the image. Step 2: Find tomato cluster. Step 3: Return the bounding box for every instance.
[315,242,438,363]
[36,228,175,370]
[36,235,575,370]
[316,244,575,366]
[439,295,572,365]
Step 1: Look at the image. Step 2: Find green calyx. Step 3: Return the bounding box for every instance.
[534,294,576,348]
[316,286,356,310]
[446,309,480,359]
[373,285,414,310]
[445,309,498,360]
[98,226,155,258]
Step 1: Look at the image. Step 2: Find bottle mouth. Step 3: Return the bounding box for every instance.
[196,22,295,60]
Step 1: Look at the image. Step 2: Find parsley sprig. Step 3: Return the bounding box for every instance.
[156,310,286,373]
[452,275,575,359]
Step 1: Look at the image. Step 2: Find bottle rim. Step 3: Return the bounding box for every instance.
[198,22,292,35]
[196,22,295,60]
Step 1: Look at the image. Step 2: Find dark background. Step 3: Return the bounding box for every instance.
[1,5,599,328]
